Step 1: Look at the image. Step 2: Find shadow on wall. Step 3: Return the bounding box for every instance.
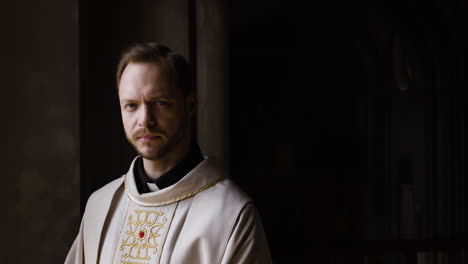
[1,0,80,263]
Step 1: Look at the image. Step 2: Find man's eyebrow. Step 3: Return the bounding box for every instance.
[119,95,170,103]
[149,92,170,98]
[119,98,135,103]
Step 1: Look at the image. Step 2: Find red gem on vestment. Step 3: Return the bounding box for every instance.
[139,231,145,238]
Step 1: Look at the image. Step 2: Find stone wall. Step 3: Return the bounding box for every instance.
[0,0,80,262]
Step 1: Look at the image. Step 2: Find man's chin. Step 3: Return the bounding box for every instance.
[135,145,169,160]
[138,151,163,161]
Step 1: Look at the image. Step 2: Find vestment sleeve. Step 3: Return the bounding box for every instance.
[220,203,272,264]
[64,217,85,264]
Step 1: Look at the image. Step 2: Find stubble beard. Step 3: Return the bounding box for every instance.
[126,120,189,161]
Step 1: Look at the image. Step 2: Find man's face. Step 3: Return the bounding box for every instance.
[119,62,193,161]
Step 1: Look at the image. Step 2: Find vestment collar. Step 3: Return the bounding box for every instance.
[125,156,225,206]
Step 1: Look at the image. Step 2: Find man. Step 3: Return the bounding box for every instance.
[65,43,272,264]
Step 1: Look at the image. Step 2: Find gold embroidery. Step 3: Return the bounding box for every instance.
[120,209,167,260]
[121,261,148,264]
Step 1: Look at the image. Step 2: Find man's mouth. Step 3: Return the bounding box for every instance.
[137,134,161,141]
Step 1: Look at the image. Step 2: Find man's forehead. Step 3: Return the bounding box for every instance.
[119,62,178,97]
[121,62,162,80]
[119,86,176,100]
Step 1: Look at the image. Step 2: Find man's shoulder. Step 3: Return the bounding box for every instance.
[195,177,253,211]
[86,175,125,209]
[190,158,252,209]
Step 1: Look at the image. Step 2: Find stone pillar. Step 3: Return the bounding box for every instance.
[141,0,190,58]
[195,0,230,171]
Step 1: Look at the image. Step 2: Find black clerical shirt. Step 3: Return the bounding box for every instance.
[134,143,204,194]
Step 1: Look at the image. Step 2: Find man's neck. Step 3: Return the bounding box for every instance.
[142,139,191,180]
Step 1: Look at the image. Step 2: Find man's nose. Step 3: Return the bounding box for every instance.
[138,105,155,128]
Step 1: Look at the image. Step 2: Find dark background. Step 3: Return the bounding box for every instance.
[1,0,467,263]
[226,0,467,262]
[227,1,468,262]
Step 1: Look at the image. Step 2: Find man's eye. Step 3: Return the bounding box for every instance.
[126,103,137,109]
[155,101,169,106]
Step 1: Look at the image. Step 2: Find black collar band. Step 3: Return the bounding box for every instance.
[134,143,204,194]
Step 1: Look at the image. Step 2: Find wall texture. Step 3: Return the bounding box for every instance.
[0,0,80,262]
[196,0,230,171]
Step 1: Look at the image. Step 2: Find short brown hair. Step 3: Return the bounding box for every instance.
[116,43,193,95]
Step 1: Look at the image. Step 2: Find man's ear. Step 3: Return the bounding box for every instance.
[186,92,197,116]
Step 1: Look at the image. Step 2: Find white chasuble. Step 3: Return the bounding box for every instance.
[65,157,272,264]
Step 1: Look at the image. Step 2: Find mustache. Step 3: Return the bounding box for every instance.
[133,129,164,138]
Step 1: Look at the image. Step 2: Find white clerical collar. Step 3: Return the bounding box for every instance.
[146,182,160,192]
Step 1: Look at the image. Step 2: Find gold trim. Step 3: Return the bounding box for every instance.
[112,198,132,263]
[125,177,226,207]
[156,201,179,263]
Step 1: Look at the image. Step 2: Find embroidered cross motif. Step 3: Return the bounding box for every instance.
[120,209,167,260]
